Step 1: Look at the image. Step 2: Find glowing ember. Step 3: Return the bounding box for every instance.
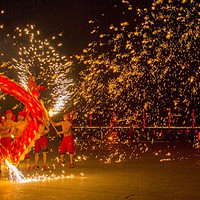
[73,0,200,125]
[0,24,73,116]
[5,160,75,183]
[5,160,27,183]
[49,109,55,117]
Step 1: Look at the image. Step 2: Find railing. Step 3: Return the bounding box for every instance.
[73,126,200,129]
[71,126,200,142]
[71,108,199,130]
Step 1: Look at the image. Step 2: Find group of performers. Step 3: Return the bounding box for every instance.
[0,76,75,173]
[0,109,75,173]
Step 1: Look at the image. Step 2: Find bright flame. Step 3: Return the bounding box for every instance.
[49,109,55,117]
[108,136,114,141]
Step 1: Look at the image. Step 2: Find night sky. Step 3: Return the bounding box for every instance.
[1,0,199,123]
[1,0,152,55]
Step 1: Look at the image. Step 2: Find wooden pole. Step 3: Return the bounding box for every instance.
[168,108,171,129]
[143,110,145,129]
[135,111,138,128]
[192,109,195,129]
[90,113,92,128]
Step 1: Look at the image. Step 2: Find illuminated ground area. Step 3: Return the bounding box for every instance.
[0,141,200,200]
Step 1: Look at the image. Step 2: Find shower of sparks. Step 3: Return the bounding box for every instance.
[0,2,199,179]
[0,24,73,115]
[5,160,75,183]
[5,160,27,183]
[51,67,73,115]
[74,0,200,126]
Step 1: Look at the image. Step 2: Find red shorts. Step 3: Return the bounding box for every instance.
[59,135,74,154]
[35,135,48,153]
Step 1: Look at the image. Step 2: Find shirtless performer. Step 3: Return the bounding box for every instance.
[32,120,49,171]
[10,111,31,171]
[0,110,15,172]
[50,114,74,168]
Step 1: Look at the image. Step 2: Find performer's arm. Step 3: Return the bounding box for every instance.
[43,120,50,134]
[50,119,62,127]
[0,125,10,138]
[1,129,11,138]
[49,119,60,136]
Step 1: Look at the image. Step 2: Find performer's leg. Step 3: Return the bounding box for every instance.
[26,158,30,167]
[35,153,39,166]
[42,152,47,166]
[69,154,74,165]
[60,154,65,163]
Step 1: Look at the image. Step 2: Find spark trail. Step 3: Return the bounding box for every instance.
[0,24,73,116]
[74,0,200,126]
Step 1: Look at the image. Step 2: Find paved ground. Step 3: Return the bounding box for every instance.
[0,140,200,200]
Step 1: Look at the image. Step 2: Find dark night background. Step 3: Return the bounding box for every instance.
[0,0,152,56]
[0,0,199,126]
[0,0,152,116]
